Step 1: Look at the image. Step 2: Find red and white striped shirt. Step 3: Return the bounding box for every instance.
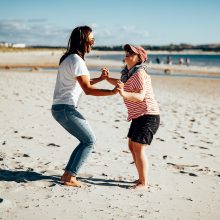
[123,69,160,121]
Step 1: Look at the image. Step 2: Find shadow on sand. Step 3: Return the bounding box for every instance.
[0,169,60,184]
[78,177,133,188]
[0,169,133,188]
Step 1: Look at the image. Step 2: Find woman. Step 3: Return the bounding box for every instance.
[51,26,118,187]
[103,44,160,189]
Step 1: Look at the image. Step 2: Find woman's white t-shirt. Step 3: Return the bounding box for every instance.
[53,54,90,106]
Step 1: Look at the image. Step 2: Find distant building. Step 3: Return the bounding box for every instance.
[12,43,26,48]
[0,42,26,48]
[0,42,11,47]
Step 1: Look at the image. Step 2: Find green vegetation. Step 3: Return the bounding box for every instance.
[93,44,220,52]
[1,44,220,52]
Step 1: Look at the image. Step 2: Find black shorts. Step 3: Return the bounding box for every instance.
[128,114,160,145]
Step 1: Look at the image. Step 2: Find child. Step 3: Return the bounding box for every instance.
[104,44,160,189]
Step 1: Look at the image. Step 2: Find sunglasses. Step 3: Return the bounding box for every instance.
[87,37,95,45]
[125,51,136,57]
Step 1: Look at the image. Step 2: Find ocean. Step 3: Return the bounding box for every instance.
[88,54,220,67]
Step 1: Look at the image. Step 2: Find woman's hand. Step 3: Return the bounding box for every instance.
[100,68,109,80]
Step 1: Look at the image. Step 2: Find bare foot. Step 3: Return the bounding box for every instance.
[129,182,148,190]
[64,180,82,187]
[63,175,82,187]
[61,171,70,182]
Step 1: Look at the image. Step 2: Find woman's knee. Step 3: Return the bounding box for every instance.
[83,133,96,146]
[89,135,96,145]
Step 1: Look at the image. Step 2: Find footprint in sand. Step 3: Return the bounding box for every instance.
[167,163,199,177]
[13,153,30,158]
[47,143,61,147]
[156,137,165,142]
[189,130,199,134]
[200,140,213,144]
[21,136,33,140]
[162,155,168,159]
[0,152,5,160]
[179,170,198,177]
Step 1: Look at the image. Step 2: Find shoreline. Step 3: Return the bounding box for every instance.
[0,50,220,76]
[1,48,220,55]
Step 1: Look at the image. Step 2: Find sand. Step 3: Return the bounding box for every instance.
[0,64,220,220]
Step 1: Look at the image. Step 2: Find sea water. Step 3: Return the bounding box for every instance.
[88,54,220,67]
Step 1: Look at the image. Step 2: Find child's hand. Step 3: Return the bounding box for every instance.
[100,68,109,80]
[112,85,119,94]
[117,80,125,96]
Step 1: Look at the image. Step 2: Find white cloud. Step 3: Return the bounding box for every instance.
[0,19,68,46]
[0,20,150,46]
[94,25,150,46]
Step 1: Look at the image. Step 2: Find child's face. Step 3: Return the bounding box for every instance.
[124,51,140,67]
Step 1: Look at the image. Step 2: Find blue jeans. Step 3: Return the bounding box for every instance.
[51,104,96,176]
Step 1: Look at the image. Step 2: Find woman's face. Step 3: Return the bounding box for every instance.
[86,32,95,53]
[124,51,140,68]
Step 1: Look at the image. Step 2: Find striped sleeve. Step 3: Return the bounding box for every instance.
[131,70,146,91]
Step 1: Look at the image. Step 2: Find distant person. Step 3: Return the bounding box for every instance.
[51,26,118,187]
[166,55,172,64]
[156,57,161,64]
[102,44,160,189]
[186,57,190,66]
[178,58,184,65]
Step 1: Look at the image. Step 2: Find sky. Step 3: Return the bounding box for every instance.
[0,0,219,46]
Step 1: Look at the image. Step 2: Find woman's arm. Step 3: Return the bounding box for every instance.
[77,75,118,96]
[101,67,119,86]
[106,78,119,86]
[90,68,110,85]
[90,77,104,85]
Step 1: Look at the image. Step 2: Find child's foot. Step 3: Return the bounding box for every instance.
[132,179,139,184]
[129,182,148,190]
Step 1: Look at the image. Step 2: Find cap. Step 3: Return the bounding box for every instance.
[124,44,147,63]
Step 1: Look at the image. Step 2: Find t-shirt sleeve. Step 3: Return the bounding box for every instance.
[131,70,146,90]
[69,57,90,77]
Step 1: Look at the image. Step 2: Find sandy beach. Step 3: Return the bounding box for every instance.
[0,60,220,220]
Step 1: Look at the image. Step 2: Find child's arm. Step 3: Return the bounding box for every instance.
[117,81,146,102]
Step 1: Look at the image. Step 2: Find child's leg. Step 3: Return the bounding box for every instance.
[128,138,140,183]
[128,138,136,164]
[131,141,149,189]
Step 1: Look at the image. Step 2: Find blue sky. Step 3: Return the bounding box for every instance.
[0,0,219,46]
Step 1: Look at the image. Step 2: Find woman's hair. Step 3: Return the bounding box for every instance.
[59,26,92,64]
